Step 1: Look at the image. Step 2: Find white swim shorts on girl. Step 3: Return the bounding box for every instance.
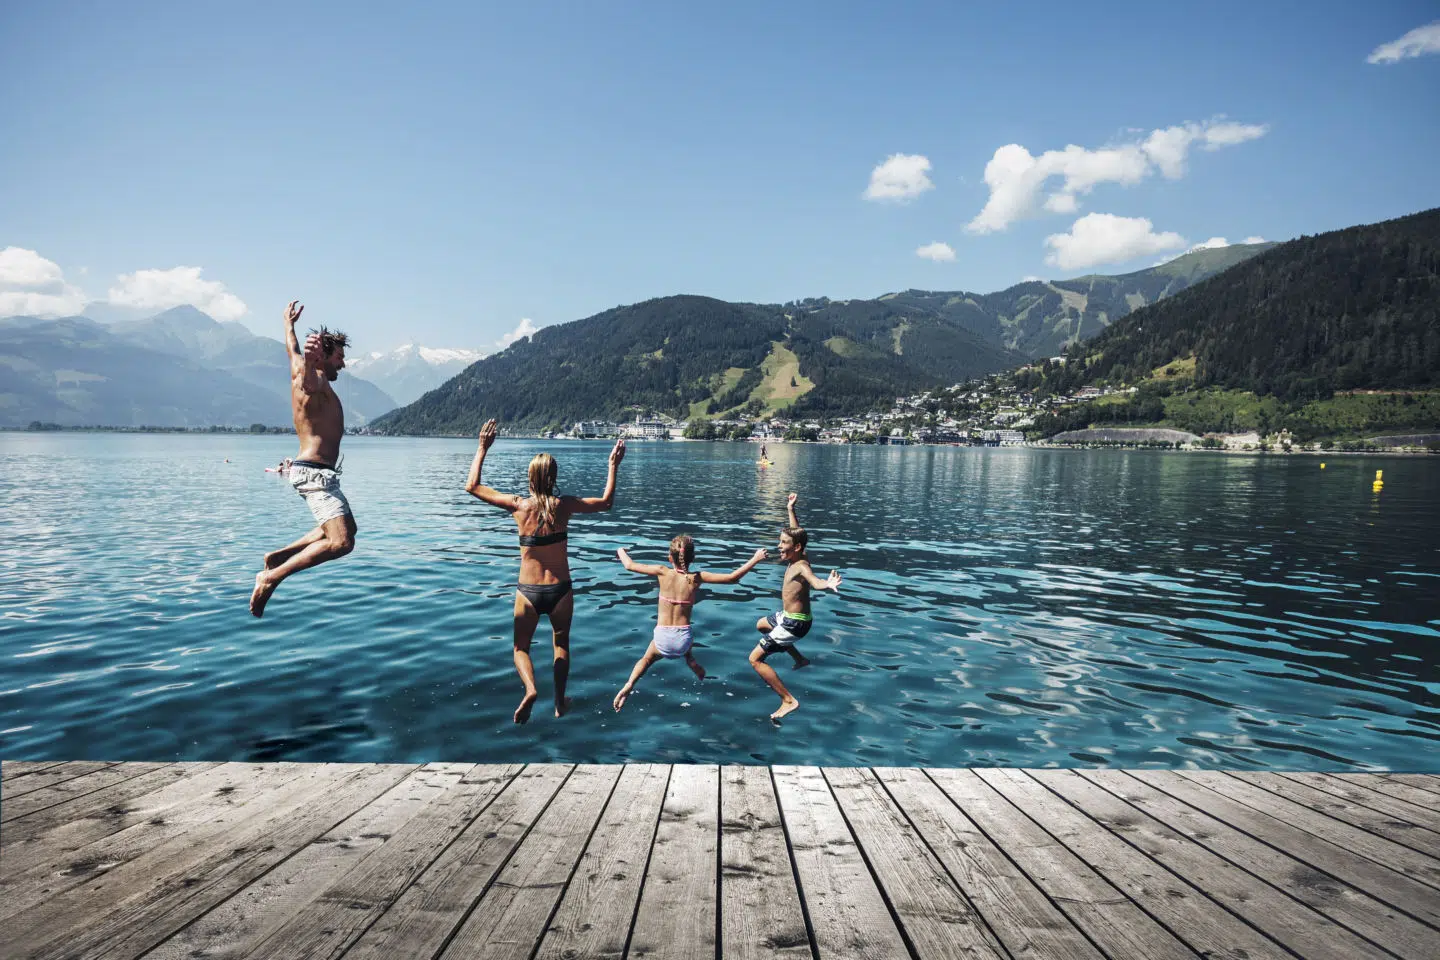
[653,625,694,659]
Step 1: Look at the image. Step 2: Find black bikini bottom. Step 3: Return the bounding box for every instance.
[517,580,572,616]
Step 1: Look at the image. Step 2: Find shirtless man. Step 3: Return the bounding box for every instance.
[249,300,356,617]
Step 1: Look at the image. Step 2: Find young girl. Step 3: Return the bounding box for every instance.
[613,536,768,711]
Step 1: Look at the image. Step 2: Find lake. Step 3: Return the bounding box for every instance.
[1,432,1437,771]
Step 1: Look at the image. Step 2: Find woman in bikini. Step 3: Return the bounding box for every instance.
[466,418,626,723]
[612,535,768,711]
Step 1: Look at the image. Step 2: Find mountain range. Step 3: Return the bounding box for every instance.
[347,344,487,406]
[374,242,1276,434]
[0,306,399,429]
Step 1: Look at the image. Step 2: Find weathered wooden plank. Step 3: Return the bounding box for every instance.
[343,764,575,960]
[2,760,70,781]
[1281,773,1440,833]
[1184,771,1440,890]
[1231,772,1440,860]
[224,764,519,960]
[535,763,671,960]
[1,762,172,823]
[772,765,909,960]
[6,763,414,960]
[978,768,1290,960]
[824,766,1005,960]
[1129,769,1440,929]
[1,763,223,859]
[876,767,1104,960]
[1031,769,1393,960]
[1089,770,1438,960]
[1388,774,1440,795]
[142,764,508,960]
[437,764,623,960]
[717,764,811,960]
[625,765,718,960]
[1337,773,1440,809]
[926,767,1196,960]
[0,761,314,918]
[1,761,120,800]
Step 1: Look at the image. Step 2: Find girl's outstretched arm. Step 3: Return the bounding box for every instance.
[701,548,769,584]
[464,418,520,511]
[617,548,666,577]
[570,438,627,514]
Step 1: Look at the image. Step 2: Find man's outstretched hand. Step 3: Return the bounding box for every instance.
[285,300,304,326]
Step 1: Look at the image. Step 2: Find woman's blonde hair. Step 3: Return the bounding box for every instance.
[528,453,559,531]
[670,534,699,586]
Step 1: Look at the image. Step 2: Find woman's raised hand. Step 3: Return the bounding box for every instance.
[609,438,627,466]
[479,419,498,451]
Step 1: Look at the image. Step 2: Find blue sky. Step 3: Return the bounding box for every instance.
[2,1,1437,353]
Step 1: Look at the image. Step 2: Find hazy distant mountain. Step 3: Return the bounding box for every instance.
[881,241,1277,359]
[0,306,398,428]
[348,343,485,406]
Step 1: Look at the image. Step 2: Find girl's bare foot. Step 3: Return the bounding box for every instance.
[613,686,632,712]
[555,696,572,718]
[770,697,800,720]
[687,658,707,681]
[249,572,276,618]
[514,690,538,724]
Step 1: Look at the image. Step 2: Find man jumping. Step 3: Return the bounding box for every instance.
[250,300,356,617]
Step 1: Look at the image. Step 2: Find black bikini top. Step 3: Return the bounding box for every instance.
[518,530,568,547]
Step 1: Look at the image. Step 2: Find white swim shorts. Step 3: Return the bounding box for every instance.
[289,461,353,525]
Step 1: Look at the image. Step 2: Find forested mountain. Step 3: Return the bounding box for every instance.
[373,294,1024,434]
[0,307,398,428]
[1066,208,1439,400]
[881,241,1274,359]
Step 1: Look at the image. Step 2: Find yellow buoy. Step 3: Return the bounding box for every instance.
[1320,462,1326,469]
[1375,469,1383,481]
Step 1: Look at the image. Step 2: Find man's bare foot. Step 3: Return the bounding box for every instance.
[688,660,707,681]
[613,687,632,712]
[554,697,572,718]
[791,656,810,669]
[514,691,538,724]
[770,697,800,721]
[249,572,276,618]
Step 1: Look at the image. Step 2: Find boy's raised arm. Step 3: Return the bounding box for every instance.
[786,492,799,529]
[800,561,842,592]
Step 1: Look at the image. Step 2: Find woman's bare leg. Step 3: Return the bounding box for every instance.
[615,642,662,711]
[512,592,541,724]
[749,645,800,719]
[549,591,575,717]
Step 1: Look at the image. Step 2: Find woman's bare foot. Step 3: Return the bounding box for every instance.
[249,572,276,618]
[770,697,800,721]
[555,696,572,718]
[514,690,538,724]
[613,686,633,712]
[687,658,707,681]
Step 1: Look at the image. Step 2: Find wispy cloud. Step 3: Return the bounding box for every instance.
[1367,21,1440,64]
[915,241,956,262]
[1044,213,1186,271]
[107,266,247,321]
[0,247,88,317]
[496,317,537,349]
[967,118,1268,234]
[865,154,934,202]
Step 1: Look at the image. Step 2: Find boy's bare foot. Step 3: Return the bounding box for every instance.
[770,697,800,720]
[791,655,810,669]
[555,696,572,718]
[514,690,538,724]
[249,572,276,618]
[687,659,707,681]
[613,686,633,712]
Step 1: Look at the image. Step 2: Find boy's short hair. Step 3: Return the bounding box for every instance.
[311,326,350,357]
[782,526,808,552]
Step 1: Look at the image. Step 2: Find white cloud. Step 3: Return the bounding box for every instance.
[107,266,247,321]
[1044,213,1186,271]
[865,154,934,202]
[1243,235,1265,244]
[1367,21,1440,64]
[967,118,1269,233]
[496,317,537,349]
[915,241,956,262]
[0,247,88,318]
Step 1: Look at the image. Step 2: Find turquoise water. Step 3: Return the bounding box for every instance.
[1,432,1437,770]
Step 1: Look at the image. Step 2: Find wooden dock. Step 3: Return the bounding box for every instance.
[3,761,1438,959]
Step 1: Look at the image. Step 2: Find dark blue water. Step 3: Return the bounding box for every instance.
[1,433,1437,770]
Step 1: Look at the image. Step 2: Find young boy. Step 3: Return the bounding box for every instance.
[750,492,842,719]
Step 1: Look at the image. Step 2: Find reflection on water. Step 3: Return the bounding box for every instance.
[1,432,1437,770]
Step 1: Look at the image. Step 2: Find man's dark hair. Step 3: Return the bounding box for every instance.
[310,326,350,357]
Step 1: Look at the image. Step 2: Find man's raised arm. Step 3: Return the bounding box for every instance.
[284,300,324,393]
